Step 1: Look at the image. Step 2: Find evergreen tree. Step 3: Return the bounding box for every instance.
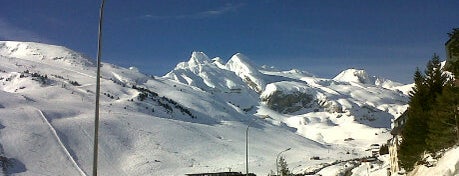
[399,54,449,171]
[446,28,459,77]
[425,54,448,96]
[277,156,290,176]
[448,28,459,38]
[399,68,429,170]
[399,29,459,171]
[447,28,459,57]
[426,84,458,153]
[445,28,459,145]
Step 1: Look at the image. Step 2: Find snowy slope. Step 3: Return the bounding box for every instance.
[0,41,94,68]
[0,41,414,175]
[333,69,377,85]
[407,146,459,176]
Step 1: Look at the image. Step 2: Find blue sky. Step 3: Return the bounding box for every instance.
[1,1,458,83]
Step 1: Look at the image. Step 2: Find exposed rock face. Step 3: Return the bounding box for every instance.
[317,99,344,113]
[261,90,315,113]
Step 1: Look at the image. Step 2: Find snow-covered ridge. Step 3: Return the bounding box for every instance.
[225,53,266,92]
[166,51,411,144]
[165,51,268,93]
[333,68,409,92]
[175,51,211,70]
[0,41,414,175]
[0,41,95,67]
[333,69,376,84]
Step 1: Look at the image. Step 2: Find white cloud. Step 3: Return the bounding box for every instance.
[141,3,244,20]
[0,18,50,43]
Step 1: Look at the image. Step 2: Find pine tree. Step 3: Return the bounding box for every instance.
[277,156,290,176]
[399,54,449,171]
[448,28,459,38]
[445,28,459,145]
[447,28,459,58]
[425,54,448,96]
[399,68,429,170]
[399,29,459,170]
[446,28,459,81]
[426,84,458,153]
[426,49,458,152]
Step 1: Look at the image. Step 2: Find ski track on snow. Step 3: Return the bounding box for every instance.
[33,107,87,176]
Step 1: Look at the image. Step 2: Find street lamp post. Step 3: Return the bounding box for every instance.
[93,0,105,176]
[246,118,257,176]
[276,148,291,176]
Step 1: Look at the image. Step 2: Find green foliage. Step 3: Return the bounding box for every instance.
[399,106,427,171]
[447,28,459,57]
[277,156,290,176]
[446,28,459,78]
[448,28,459,38]
[425,54,449,95]
[399,54,454,171]
[426,85,458,153]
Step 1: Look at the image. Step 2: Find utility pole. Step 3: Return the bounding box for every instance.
[93,0,105,176]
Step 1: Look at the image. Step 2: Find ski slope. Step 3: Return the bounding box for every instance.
[0,41,416,175]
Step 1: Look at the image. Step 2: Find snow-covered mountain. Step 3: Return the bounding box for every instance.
[0,41,411,175]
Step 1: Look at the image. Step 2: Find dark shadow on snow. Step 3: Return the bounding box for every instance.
[1,157,27,174]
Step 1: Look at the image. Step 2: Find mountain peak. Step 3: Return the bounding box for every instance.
[190,51,210,63]
[226,53,260,75]
[225,53,267,92]
[173,51,211,70]
[333,68,376,84]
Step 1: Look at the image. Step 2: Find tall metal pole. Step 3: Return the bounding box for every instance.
[246,118,257,176]
[276,148,291,176]
[93,0,105,176]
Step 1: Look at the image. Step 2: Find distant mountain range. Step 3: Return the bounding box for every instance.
[0,41,411,175]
